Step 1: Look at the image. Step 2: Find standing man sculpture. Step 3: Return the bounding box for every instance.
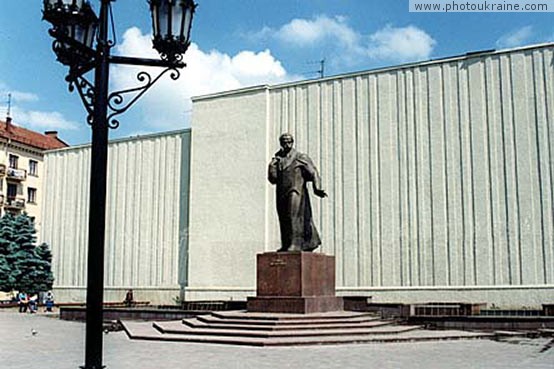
[268,133,327,252]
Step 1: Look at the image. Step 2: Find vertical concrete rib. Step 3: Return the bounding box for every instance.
[466,61,477,285]
[508,54,523,284]
[441,64,452,285]
[498,57,513,284]
[354,77,362,285]
[336,80,342,285]
[394,72,404,286]
[412,70,422,286]
[541,50,554,284]
[424,69,434,285]
[376,76,383,286]
[531,53,547,284]
[404,70,413,286]
[455,61,467,285]
[484,59,497,285]
[368,76,375,286]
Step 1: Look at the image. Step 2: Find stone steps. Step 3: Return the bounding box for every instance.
[195,311,382,327]
[156,320,417,338]
[121,310,495,346]
[184,317,393,331]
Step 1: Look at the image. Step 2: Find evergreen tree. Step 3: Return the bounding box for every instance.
[0,255,13,291]
[0,213,55,294]
[33,243,54,292]
[0,213,16,291]
[0,213,17,256]
[11,213,39,294]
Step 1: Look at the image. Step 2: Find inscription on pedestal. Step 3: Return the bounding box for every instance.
[269,259,287,267]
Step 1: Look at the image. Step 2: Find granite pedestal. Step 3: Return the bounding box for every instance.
[247,252,343,314]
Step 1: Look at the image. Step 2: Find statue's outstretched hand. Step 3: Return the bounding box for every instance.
[314,189,328,198]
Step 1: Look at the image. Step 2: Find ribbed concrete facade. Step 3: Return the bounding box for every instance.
[40,130,191,304]
[187,44,554,306]
[40,44,554,307]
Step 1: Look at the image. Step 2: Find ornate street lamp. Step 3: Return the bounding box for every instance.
[42,1,196,369]
[149,0,197,62]
[47,2,98,66]
[43,0,86,26]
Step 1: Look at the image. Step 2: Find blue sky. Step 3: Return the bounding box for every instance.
[0,0,553,145]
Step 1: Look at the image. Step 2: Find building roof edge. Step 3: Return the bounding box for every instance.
[191,42,554,99]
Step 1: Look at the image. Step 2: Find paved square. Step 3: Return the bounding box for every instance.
[0,310,552,369]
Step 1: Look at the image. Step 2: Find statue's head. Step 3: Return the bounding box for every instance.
[279,133,294,153]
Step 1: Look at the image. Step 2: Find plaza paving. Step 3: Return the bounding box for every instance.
[0,309,553,369]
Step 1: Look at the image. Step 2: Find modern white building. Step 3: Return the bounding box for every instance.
[41,130,190,303]
[41,43,554,307]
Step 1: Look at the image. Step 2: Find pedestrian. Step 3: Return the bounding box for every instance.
[124,289,134,307]
[17,291,28,313]
[44,291,54,312]
[28,294,38,313]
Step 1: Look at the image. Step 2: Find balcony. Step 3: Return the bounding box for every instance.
[4,197,25,210]
[0,164,5,177]
[6,167,27,181]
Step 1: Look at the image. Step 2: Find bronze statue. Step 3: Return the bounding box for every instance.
[268,133,327,252]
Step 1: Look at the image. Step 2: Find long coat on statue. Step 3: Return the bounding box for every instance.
[268,148,323,251]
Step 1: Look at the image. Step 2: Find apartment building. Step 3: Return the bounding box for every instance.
[0,117,68,227]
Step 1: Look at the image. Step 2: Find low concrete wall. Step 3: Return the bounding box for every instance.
[338,286,554,310]
[53,286,181,306]
[183,285,554,310]
[60,307,199,322]
[407,316,554,330]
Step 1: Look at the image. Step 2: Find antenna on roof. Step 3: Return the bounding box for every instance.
[318,59,325,78]
[306,59,325,79]
[5,93,13,134]
[6,93,12,119]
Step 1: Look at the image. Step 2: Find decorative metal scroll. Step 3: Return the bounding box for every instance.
[106,67,180,129]
[65,66,180,129]
[68,74,95,125]
[159,50,185,64]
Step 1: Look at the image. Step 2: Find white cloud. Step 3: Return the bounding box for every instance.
[253,16,435,65]
[0,82,39,104]
[10,107,79,131]
[111,27,297,131]
[0,82,78,131]
[276,15,359,49]
[496,26,534,48]
[367,25,436,62]
[245,26,273,42]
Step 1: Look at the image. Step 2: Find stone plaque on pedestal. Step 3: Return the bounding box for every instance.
[247,252,343,314]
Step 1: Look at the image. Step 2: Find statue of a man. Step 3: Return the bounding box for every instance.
[268,133,327,252]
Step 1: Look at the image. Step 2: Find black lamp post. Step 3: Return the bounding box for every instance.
[42,1,196,368]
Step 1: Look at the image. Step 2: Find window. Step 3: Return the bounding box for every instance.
[7,183,17,198]
[29,160,38,176]
[8,154,18,169]
[27,188,37,204]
